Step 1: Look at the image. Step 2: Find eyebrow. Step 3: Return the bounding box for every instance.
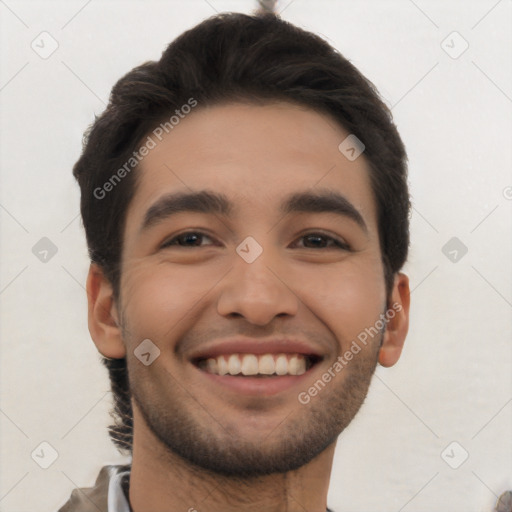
[139,188,368,234]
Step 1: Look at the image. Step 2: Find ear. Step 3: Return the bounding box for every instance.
[378,272,410,367]
[86,263,126,358]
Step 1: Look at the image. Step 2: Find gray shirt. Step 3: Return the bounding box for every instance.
[58,465,131,512]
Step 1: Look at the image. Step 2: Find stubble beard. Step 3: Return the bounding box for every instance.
[128,334,381,479]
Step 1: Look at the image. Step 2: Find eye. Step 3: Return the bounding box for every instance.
[292,232,351,250]
[160,231,215,248]
[160,230,351,250]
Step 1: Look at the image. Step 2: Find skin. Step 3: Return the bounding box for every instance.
[86,101,410,512]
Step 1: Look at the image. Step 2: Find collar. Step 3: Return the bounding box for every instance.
[108,465,132,512]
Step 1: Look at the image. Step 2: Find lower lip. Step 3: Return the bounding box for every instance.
[193,364,318,396]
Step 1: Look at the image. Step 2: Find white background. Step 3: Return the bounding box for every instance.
[0,1,511,511]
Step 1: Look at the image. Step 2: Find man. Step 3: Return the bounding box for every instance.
[59,6,411,512]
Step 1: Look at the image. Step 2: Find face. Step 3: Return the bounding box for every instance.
[106,101,404,477]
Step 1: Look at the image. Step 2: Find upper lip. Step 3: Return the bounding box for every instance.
[188,337,324,361]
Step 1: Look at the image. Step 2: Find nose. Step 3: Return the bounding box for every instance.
[216,245,299,326]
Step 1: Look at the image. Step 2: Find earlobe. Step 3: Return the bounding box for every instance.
[378,272,410,368]
[86,263,126,359]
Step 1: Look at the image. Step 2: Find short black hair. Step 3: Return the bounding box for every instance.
[73,11,410,454]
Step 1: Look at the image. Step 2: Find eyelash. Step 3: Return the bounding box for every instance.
[160,231,351,251]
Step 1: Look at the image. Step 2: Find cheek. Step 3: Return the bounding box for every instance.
[298,258,386,347]
[119,259,222,343]
[119,249,386,351]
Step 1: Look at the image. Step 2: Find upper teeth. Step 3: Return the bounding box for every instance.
[201,353,307,376]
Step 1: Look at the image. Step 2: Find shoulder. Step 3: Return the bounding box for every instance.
[57,464,131,512]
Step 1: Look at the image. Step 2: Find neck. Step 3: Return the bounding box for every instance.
[128,409,335,512]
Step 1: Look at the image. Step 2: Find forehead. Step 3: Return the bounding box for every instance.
[124,101,378,233]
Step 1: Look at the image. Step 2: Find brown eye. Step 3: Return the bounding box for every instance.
[161,231,214,248]
[294,232,351,250]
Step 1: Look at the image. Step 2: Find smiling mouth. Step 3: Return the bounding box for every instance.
[193,353,322,377]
